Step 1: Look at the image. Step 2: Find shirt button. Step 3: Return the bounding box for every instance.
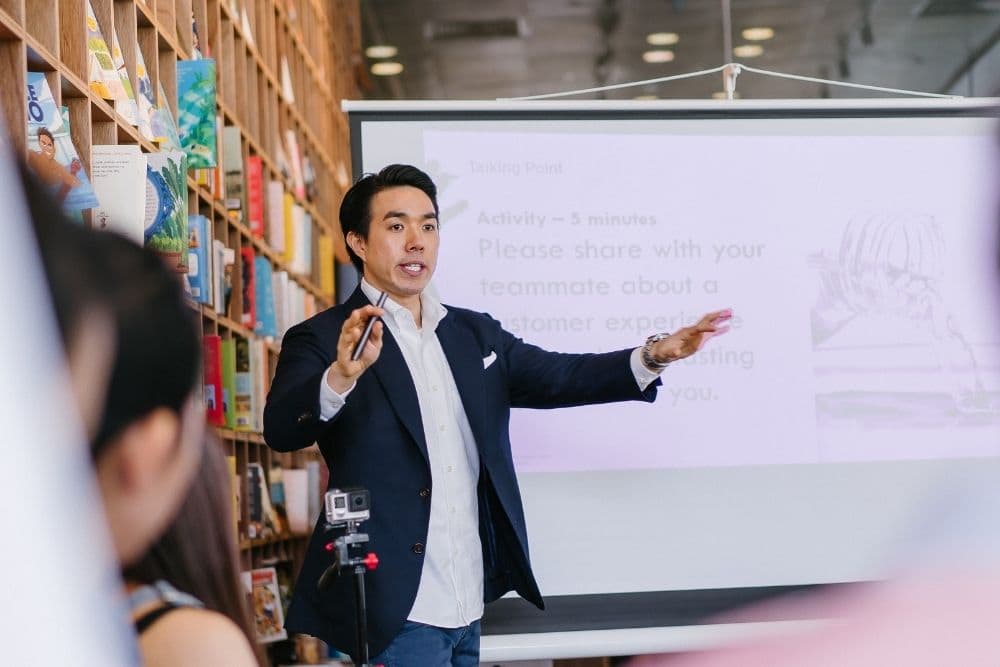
[432,385,438,391]
[411,542,424,554]
[439,425,446,432]
[418,488,430,498]
[447,465,454,473]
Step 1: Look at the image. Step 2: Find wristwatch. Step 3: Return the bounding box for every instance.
[642,332,673,371]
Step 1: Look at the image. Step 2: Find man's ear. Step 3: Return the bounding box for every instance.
[110,408,180,494]
[346,231,367,263]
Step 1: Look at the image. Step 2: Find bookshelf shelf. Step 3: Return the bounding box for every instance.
[11,0,360,659]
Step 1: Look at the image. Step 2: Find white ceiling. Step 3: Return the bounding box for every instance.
[360,0,1000,101]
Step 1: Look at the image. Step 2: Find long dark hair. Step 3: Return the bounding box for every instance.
[124,436,263,665]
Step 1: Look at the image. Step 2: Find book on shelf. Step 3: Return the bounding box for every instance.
[241,567,288,644]
[90,144,146,243]
[282,467,310,534]
[246,462,279,538]
[25,73,100,214]
[251,338,268,431]
[240,245,256,330]
[132,37,157,141]
[268,464,288,534]
[254,256,277,339]
[266,180,285,254]
[186,214,213,304]
[222,126,244,219]
[234,337,253,431]
[85,0,124,101]
[176,58,218,169]
[318,235,335,297]
[226,454,239,534]
[303,153,317,202]
[285,130,306,199]
[245,155,264,238]
[153,81,182,151]
[109,25,138,125]
[203,334,225,426]
[144,151,189,273]
[281,192,295,263]
[280,56,295,103]
[221,337,237,429]
[212,240,236,316]
[240,6,255,47]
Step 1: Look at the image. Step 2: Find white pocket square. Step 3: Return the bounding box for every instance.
[482,351,497,369]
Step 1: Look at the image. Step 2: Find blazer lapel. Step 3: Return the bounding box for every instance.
[345,287,429,463]
[435,312,488,454]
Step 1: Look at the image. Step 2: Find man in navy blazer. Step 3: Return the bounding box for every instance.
[264,164,731,665]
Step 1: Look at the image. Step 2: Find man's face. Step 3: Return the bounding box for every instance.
[351,185,439,307]
[38,133,55,158]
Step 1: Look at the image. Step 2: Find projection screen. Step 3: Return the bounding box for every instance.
[344,99,1000,633]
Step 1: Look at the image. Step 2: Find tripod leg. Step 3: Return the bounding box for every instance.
[354,566,369,666]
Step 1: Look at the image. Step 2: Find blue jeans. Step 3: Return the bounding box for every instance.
[371,619,481,667]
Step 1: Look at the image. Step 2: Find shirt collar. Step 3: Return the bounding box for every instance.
[359,278,448,331]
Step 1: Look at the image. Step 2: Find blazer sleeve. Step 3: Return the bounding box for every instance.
[495,322,660,408]
[263,320,336,452]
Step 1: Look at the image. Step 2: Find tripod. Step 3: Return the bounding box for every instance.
[317,519,379,666]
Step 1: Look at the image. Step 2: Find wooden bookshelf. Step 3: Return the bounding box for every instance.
[3,0,359,661]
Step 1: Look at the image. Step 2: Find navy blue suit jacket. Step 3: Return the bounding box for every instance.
[263,287,660,659]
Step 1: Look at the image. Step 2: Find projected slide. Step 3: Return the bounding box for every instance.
[405,121,1000,472]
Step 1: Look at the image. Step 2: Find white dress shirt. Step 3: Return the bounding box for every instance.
[318,279,662,628]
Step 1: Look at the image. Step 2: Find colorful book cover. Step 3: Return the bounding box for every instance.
[285,129,305,199]
[91,144,146,243]
[213,240,236,316]
[245,155,264,237]
[25,73,100,213]
[186,214,213,304]
[253,256,277,339]
[241,568,287,643]
[85,0,123,100]
[203,334,224,426]
[110,28,138,124]
[221,337,237,428]
[153,81,182,151]
[144,150,189,273]
[282,195,296,264]
[234,336,253,431]
[222,125,244,218]
[266,180,285,253]
[318,235,334,296]
[226,454,239,533]
[133,39,156,141]
[240,245,256,329]
[176,59,217,168]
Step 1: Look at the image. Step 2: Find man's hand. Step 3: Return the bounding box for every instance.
[652,309,733,363]
[326,305,385,393]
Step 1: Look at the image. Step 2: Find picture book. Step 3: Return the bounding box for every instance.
[253,256,277,339]
[85,0,123,101]
[203,334,224,426]
[144,150,189,273]
[241,568,287,643]
[186,214,213,304]
[133,38,156,141]
[176,58,217,168]
[25,73,100,213]
[245,155,264,237]
[91,144,146,243]
[153,81,182,151]
[110,26,138,125]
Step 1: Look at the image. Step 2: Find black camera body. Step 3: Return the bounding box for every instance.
[325,486,370,526]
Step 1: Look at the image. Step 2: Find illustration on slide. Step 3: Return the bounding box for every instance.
[809,211,995,427]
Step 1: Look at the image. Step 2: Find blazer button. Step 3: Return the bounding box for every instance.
[297,410,314,424]
[411,542,424,554]
[418,488,430,498]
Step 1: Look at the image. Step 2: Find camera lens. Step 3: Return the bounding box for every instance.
[353,496,365,507]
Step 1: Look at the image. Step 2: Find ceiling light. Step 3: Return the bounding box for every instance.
[741,27,774,41]
[365,45,398,59]
[733,44,763,58]
[371,61,404,76]
[646,32,679,46]
[633,94,658,100]
[642,50,675,63]
[712,91,741,100]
